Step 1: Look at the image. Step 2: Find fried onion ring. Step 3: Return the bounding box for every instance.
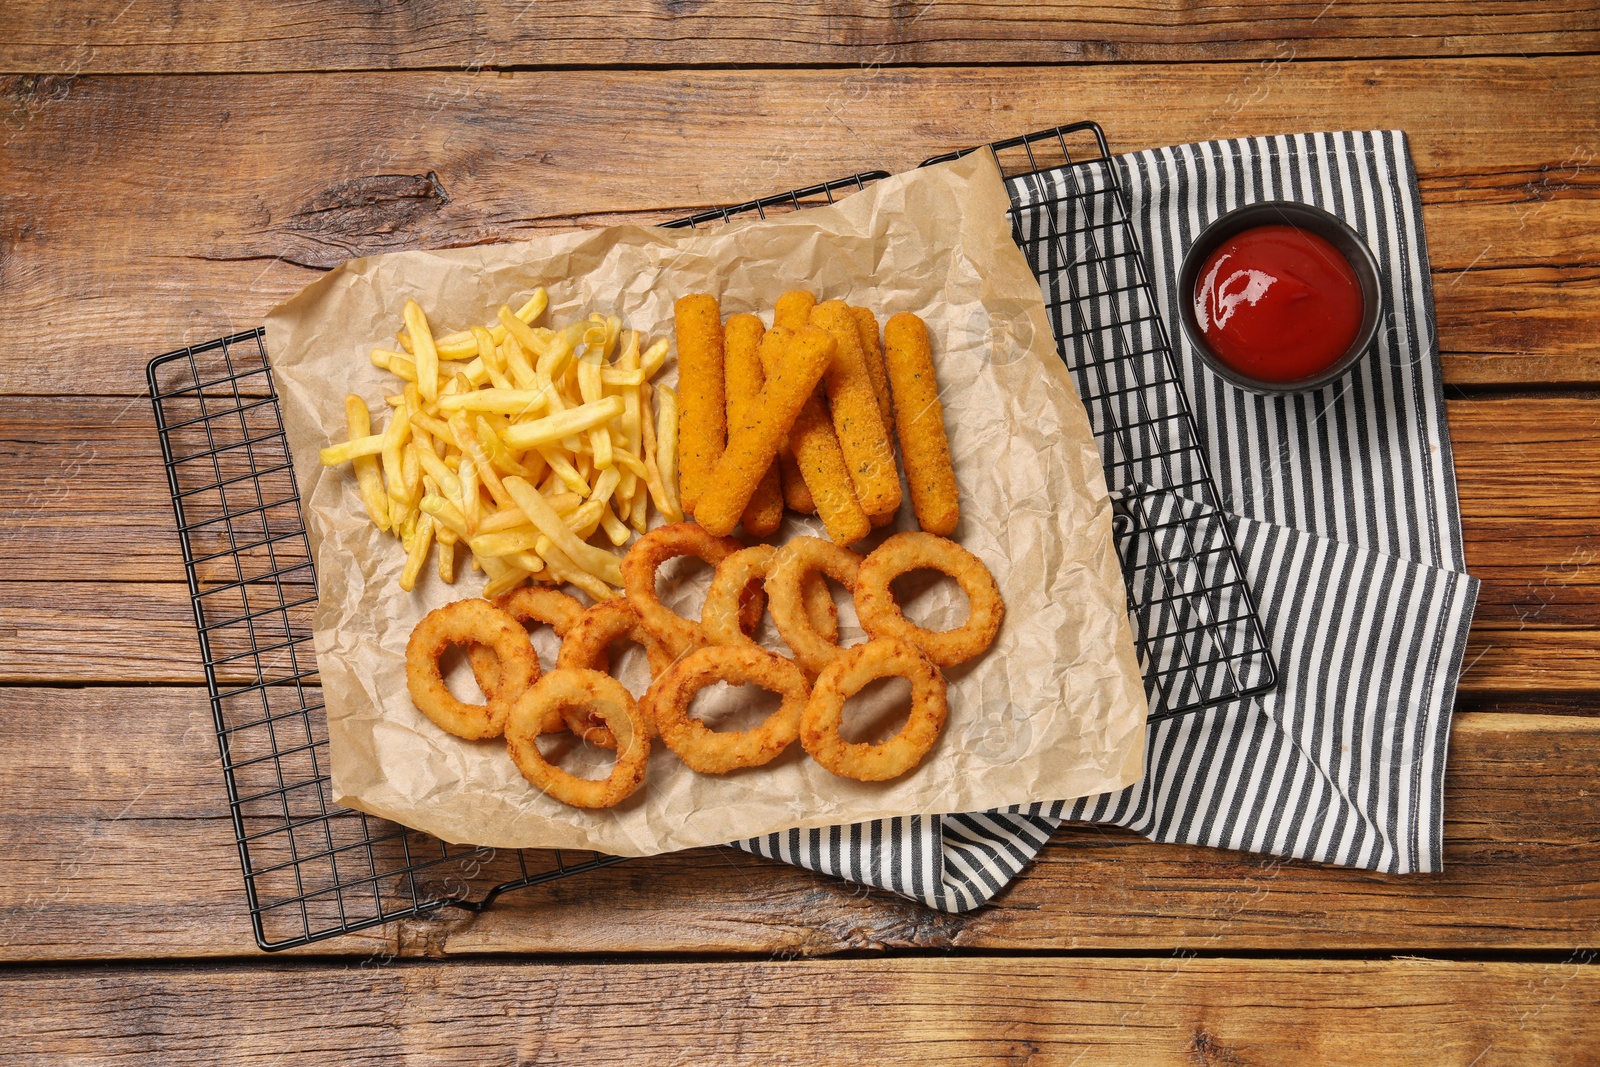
[505,668,650,808]
[854,532,1004,668]
[645,645,810,774]
[703,545,839,661]
[801,638,948,781]
[621,521,762,656]
[405,598,539,740]
[557,599,676,747]
[468,587,584,704]
[765,536,863,677]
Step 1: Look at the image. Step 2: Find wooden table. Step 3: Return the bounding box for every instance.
[3,5,1598,1063]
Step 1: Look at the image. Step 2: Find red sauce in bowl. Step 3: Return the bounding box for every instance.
[1193,223,1364,383]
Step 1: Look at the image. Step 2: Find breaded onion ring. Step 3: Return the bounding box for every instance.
[765,536,863,677]
[802,638,948,781]
[621,521,762,656]
[405,598,539,740]
[703,545,839,661]
[468,587,584,703]
[646,645,810,774]
[557,599,676,747]
[505,668,650,809]
[854,532,1004,668]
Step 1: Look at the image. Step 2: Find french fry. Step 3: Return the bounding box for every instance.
[437,536,457,584]
[655,384,682,520]
[672,293,726,515]
[332,290,679,600]
[477,508,531,535]
[409,411,457,449]
[458,456,480,534]
[399,512,434,592]
[503,476,624,587]
[599,502,630,546]
[884,311,960,535]
[501,396,623,450]
[381,401,412,505]
[415,444,462,500]
[318,433,386,466]
[481,563,532,599]
[810,299,901,523]
[723,312,784,537]
[640,337,669,380]
[539,539,617,602]
[473,325,515,391]
[343,395,389,531]
[470,529,545,557]
[403,300,440,403]
[694,324,834,537]
[419,495,469,540]
[438,388,551,417]
[425,289,548,358]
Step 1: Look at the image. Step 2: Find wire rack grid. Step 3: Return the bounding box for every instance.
[928,122,1278,716]
[149,120,1275,952]
[148,333,625,951]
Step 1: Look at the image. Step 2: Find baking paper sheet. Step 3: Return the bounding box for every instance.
[267,150,1148,856]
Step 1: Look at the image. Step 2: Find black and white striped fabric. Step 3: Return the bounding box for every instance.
[736,130,1478,909]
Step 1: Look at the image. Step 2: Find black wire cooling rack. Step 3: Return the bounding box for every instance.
[149,119,1275,952]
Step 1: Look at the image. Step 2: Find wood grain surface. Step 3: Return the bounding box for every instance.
[6,958,1595,1065]
[0,691,1594,961]
[3,8,1597,1059]
[2,58,1597,394]
[3,1,1598,72]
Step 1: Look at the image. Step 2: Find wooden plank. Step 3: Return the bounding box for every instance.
[1456,396,1600,631]
[4,1,1598,73]
[5,957,1596,1064]
[1,688,1595,961]
[1,58,1597,394]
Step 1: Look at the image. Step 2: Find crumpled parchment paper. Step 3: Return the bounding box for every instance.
[267,150,1148,856]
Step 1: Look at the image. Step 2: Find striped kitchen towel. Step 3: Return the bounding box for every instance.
[737,130,1479,908]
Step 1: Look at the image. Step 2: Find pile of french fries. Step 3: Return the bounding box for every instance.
[319,289,681,601]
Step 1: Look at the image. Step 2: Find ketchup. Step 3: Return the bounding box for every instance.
[1193,223,1363,383]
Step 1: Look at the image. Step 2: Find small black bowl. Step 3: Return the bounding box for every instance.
[1176,200,1383,394]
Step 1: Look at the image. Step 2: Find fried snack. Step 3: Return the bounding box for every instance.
[703,545,839,662]
[810,300,901,524]
[851,305,898,528]
[855,532,1003,667]
[646,646,810,774]
[722,313,783,537]
[765,536,863,677]
[772,291,819,514]
[802,637,948,782]
[849,305,894,435]
[694,324,834,537]
[757,326,870,545]
[556,599,676,747]
[778,452,817,514]
[883,312,960,535]
[773,290,817,330]
[505,669,650,809]
[673,293,726,516]
[344,394,390,531]
[468,587,585,707]
[622,522,762,657]
[405,599,539,740]
[323,290,677,597]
